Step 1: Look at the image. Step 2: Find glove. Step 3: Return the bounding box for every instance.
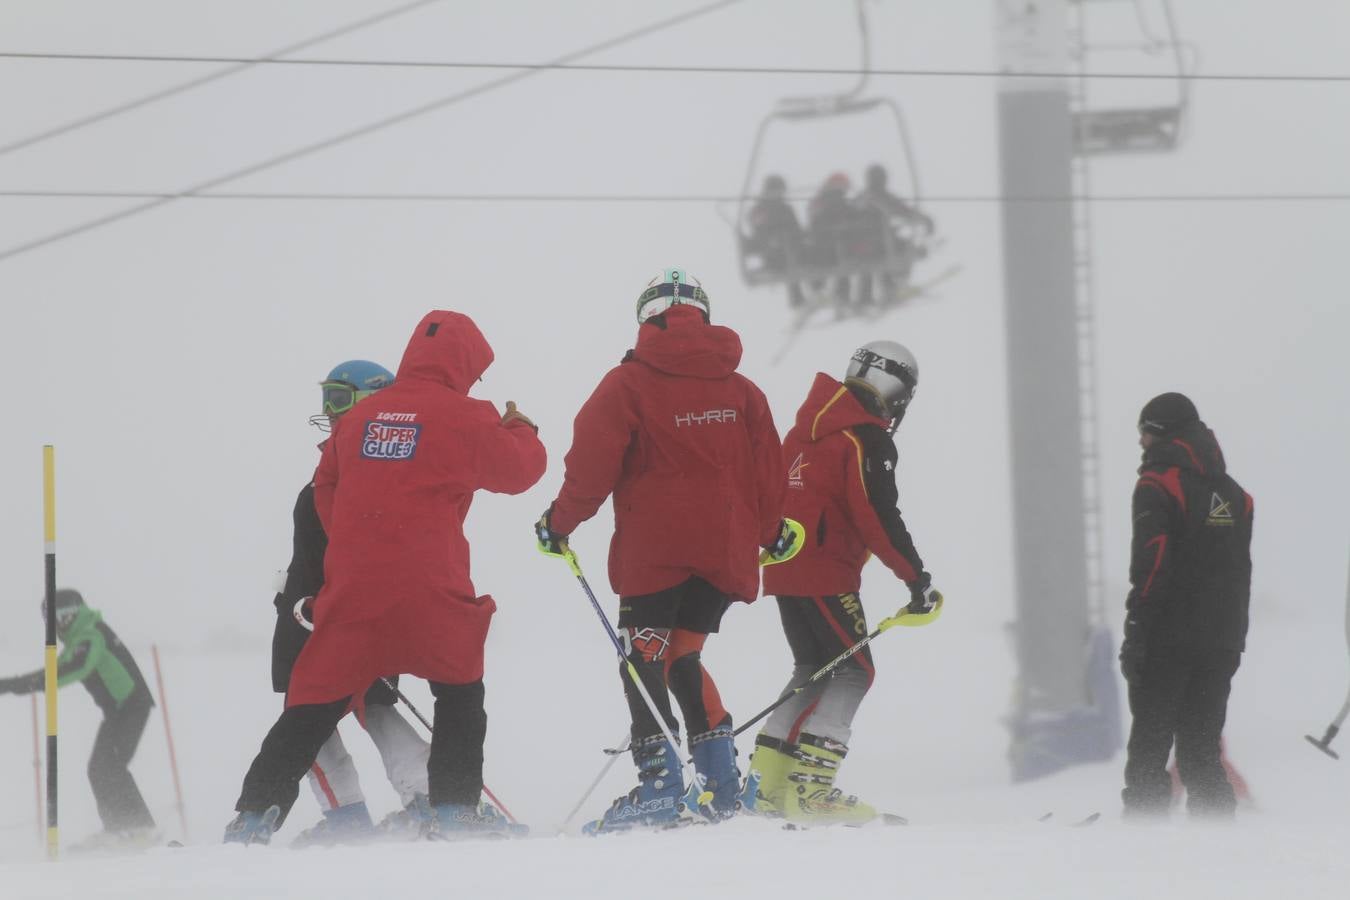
[905,574,942,616]
[535,506,569,556]
[0,677,18,695]
[762,519,798,562]
[1119,616,1148,684]
[501,401,538,432]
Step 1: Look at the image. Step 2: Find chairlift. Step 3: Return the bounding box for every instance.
[1071,0,1195,155]
[731,1,935,307]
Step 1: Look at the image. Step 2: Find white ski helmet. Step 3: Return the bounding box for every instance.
[844,340,919,429]
[636,267,711,324]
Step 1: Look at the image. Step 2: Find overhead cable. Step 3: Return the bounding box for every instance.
[0,0,746,264]
[0,0,445,158]
[2,52,1348,84]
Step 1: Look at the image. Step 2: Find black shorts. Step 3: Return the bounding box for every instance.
[618,577,732,635]
[775,593,873,673]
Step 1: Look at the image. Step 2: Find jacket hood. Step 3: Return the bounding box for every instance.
[630,305,741,379]
[793,372,889,441]
[60,606,102,641]
[396,310,494,393]
[1141,419,1227,477]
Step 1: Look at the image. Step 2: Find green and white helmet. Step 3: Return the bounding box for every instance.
[636,267,711,324]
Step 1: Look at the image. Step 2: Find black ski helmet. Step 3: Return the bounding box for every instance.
[1138,392,1199,436]
[40,588,86,631]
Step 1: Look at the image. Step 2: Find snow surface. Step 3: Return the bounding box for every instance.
[2,1,1349,897]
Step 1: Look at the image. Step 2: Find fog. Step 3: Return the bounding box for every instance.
[0,1,1347,893]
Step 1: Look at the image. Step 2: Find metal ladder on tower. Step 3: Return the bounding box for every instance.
[1069,1,1107,631]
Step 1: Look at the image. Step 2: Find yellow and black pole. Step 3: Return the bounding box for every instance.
[42,445,58,858]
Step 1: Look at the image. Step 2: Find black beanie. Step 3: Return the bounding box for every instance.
[1138,392,1199,436]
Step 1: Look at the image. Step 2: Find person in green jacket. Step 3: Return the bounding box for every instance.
[0,589,156,844]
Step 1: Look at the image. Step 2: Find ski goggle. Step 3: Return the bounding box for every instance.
[320,381,361,416]
[636,280,711,323]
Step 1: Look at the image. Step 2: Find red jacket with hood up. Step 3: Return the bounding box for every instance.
[763,372,925,597]
[548,305,784,602]
[288,310,546,704]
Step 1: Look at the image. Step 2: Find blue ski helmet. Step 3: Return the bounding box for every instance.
[636,268,711,324]
[310,359,394,431]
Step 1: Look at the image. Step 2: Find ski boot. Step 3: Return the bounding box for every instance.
[425,799,528,841]
[69,826,159,853]
[738,734,796,817]
[378,793,435,839]
[689,725,740,821]
[291,800,374,847]
[582,734,687,834]
[784,733,877,826]
[223,805,281,845]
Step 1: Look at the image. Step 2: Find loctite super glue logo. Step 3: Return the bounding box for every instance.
[361,421,422,460]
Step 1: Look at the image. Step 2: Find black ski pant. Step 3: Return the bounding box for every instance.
[90,694,156,832]
[235,680,486,823]
[1122,648,1241,819]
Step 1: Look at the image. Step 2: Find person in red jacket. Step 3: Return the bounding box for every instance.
[535,268,787,831]
[226,310,547,844]
[745,340,941,824]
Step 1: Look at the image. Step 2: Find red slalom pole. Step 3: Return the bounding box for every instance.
[151,645,188,840]
[30,694,43,846]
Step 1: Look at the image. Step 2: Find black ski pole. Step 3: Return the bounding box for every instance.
[733,596,943,737]
[1305,554,1350,759]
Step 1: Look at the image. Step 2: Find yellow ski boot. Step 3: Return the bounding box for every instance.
[784,733,877,825]
[738,734,796,817]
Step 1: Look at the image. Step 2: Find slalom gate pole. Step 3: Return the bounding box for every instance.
[559,728,629,831]
[1305,553,1350,759]
[151,645,189,839]
[41,445,58,859]
[30,694,42,846]
[732,598,941,738]
[547,546,712,811]
[376,677,518,825]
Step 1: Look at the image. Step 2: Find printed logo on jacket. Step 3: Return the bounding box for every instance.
[362,412,421,460]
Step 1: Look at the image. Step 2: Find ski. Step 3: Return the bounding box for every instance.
[1039,811,1101,827]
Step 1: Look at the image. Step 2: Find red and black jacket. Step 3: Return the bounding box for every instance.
[1127,422,1253,653]
[763,372,926,598]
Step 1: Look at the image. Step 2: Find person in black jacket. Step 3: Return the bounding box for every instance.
[1119,392,1253,819]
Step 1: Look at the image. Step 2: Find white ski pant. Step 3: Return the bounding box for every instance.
[305,703,431,811]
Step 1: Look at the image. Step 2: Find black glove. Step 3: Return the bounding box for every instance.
[1119,616,1148,684]
[905,573,942,616]
[535,506,569,555]
[0,677,20,695]
[763,519,798,562]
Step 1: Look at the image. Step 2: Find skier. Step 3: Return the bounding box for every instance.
[272,359,433,845]
[744,341,941,824]
[534,268,788,831]
[0,589,157,848]
[852,164,934,308]
[744,174,806,307]
[1119,392,1253,820]
[226,310,546,844]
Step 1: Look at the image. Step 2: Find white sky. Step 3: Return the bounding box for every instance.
[0,0,1346,717]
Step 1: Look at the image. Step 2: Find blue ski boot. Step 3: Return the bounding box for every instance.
[223,805,281,846]
[291,801,375,847]
[582,734,686,834]
[690,726,740,821]
[425,799,528,841]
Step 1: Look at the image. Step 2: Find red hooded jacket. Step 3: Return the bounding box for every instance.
[549,305,784,602]
[763,372,925,597]
[287,311,547,705]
